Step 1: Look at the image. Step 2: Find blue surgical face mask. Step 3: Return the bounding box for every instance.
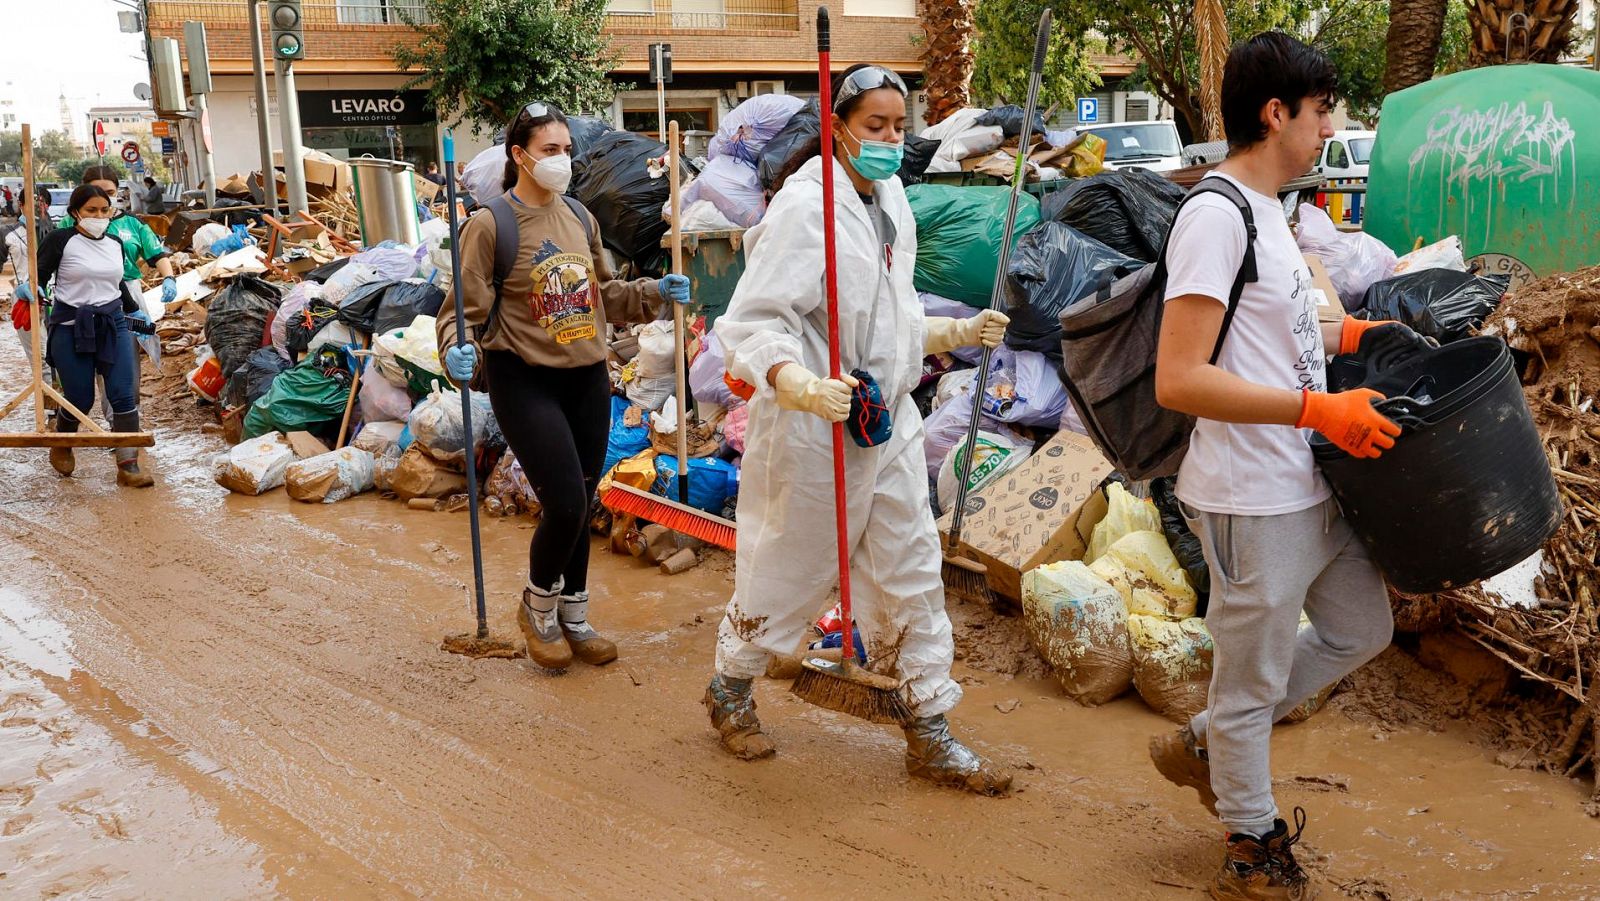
[843,126,904,182]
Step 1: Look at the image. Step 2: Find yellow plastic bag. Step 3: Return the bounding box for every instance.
[1088,530,1198,619]
[1086,482,1162,564]
[1062,132,1107,178]
[1021,561,1133,706]
[599,448,658,497]
[1128,614,1213,723]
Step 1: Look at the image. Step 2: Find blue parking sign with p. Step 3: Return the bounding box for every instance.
[1077,97,1099,123]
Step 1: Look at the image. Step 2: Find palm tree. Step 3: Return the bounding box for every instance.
[1383,0,1450,94]
[1464,0,1581,65]
[918,0,977,125]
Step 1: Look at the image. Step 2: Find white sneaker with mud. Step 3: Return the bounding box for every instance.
[558,591,617,666]
[1150,724,1218,815]
[517,591,572,670]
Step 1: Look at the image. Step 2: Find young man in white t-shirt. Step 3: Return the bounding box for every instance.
[1148,32,1407,901]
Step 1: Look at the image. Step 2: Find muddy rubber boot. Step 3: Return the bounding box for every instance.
[558,590,618,666]
[110,412,153,488]
[903,714,1013,796]
[49,447,76,477]
[1212,809,1314,901]
[704,674,776,760]
[517,582,572,670]
[1150,724,1218,816]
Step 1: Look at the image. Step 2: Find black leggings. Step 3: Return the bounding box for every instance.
[485,353,611,594]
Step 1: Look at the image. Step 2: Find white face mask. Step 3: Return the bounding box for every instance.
[520,152,573,194]
[79,216,110,238]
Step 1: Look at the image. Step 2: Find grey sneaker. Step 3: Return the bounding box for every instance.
[517,582,571,670]
[558,590,618,665]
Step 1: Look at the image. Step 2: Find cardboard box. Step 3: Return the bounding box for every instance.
[938,430,1116,602]
[273,149,353,197]
[1303,254,1346,324]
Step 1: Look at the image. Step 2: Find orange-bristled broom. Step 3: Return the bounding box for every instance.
[601,120,736,552]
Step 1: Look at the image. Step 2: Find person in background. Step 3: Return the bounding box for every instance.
[35,185,153,487]
[436,101,691,671]
[7,190,41,365]
[423,161,447,187]
[143,176,164,213]
[2,185,14,217]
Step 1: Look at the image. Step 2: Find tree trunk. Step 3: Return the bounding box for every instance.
[918,0,976,125]
[1194,0,1229,142]
[1383,0,1449,95]
[1465,0,1582,66]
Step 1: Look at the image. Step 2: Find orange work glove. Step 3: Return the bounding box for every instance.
[1297,388,1402,459]
[1339,316,1401,356]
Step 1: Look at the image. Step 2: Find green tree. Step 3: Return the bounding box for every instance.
[393,0,620,134]
[33,130,80,180]
[0,130,21,174]
[971,0,1103,110]
[1328,0,1468,122]
[56,157,128,186]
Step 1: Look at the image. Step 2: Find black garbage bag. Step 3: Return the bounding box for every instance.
[1003,221,1139,356]
[335,279,396,334]
[203,275,281,377]
[1358,269,1510,344]
[898,134,941,185]
[1150,477,1210,608]
[1041,169,1188,262]
[757,99,821,193]
[286,299,340,358]
[570,131,689,274]
[568,115,616,161]
[374,281,446,335]
[302,256,350,284]
[222,345,292,409]
[977,105,1047,138]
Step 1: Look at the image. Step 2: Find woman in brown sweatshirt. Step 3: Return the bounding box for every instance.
[437,102,692,670]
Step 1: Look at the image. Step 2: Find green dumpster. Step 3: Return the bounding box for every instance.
[1366,65,1600,282]
[664,228,747,327]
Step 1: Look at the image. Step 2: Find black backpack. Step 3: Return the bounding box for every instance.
[474,193,594,344]
[1057,177,1259,480]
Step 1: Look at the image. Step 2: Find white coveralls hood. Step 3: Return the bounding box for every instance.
[712,155,962,718]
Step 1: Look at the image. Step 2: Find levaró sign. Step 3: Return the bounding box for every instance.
[298,90,433,129]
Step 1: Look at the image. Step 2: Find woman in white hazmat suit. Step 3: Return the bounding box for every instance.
[704,64,1013,794]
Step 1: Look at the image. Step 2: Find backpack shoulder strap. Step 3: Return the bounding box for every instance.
[1169,176,1260,365]
[479,194,519,342]
[560,194,596,249]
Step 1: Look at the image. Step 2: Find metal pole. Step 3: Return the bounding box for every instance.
[247,0,278,209]
[655,45,667,140]
[274,57,309,214]
[194,93,218,208]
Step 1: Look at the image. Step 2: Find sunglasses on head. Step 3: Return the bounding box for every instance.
[833,67,908,112]
[517,101,561,123]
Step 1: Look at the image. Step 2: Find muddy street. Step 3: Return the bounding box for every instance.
[0,320,1596,901]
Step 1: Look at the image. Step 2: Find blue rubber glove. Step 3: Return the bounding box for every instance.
[160,276,178,304]
[657,274,691,305]
[444,343,477,382]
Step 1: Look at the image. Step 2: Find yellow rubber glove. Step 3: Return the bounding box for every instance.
[773,364,859,422]
[924,310,1011,355]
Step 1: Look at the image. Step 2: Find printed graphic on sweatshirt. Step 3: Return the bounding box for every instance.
[526,238,598,345]
[1289,267,1325,391]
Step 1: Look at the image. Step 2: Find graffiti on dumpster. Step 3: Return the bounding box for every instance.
[1407,100,1577,243]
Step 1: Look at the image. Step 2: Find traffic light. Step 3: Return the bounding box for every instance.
[268,0,304,60]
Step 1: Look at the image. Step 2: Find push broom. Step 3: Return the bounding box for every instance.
[438,129,520,660]
[601,120,737,551]
[941,9,1053,606]
[789,6,915,726]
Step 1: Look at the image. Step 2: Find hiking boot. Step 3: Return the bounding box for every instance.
[903,714,1012,796]
[49,447,75,477]
[1213,809,1314,901]
[704,674,776,760]
[517,585,572,670]
[1150,724,1218,815]
[558,590,618,666]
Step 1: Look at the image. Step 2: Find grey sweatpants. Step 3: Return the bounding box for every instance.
[1182,497,1392,836]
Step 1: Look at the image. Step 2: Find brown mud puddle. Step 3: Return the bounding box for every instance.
[1,314,1598,899]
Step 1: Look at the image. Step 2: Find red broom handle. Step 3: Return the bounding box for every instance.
[816,7,854,663]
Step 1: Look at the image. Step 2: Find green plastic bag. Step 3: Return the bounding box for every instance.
[243,360,350,440]
[907,184,1042,307]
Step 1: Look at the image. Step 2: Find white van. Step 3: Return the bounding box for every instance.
[1318,129,1374,180]
[1075,120,1184,172]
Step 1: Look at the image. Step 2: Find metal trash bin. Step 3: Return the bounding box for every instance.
[664,228,747,327]
[349,156,420,246]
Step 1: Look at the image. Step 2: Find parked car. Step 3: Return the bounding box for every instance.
[1318,129,1374,180]
[46,187,75,223]
[1075,120,1185,172]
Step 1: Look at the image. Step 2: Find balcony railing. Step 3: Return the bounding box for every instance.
[146,0,431,28]
[606,0,799,32]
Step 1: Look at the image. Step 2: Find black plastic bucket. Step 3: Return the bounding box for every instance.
[1313,331,1561,593]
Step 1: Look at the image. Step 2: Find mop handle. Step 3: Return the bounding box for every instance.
[443,130,489,638]
[669,121,690,505]
[948,9,1052,546]
[817,7,856,663]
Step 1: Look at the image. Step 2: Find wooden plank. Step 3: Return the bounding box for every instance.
[0,432,156,448]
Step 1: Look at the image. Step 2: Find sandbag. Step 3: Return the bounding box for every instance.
[352,420,405,457]
[1294,203,1396,311]
[633,320,676,378]
[757,99,820,192]
[1021,561,1133,705]
[1088,530,1198,619]
[242,359,350,440]
[358,357,414,423]
[407,384,502,468]
[624,373,674,412]
[709,94,806,164]
[1003,221,1139,356]
[1086,483,1163,564]
[653,455,739,514]
[286,447,376,504]
[204,275,281,377]
[214,431,294,495]
[1041,169,1187,263]
[390,444,469,502]
[1151,477,1209,600]
[977,105,1047,139]
[682,156,766,228]
[571,131,689,272]
[1357,269,1509,344]
[374,280,446,336]
[603,395,652,476]
[897,134,940,185]
[1129,615,1213,723]
[567,115,616,161]
[906,184,1042,306]
[936,429,1031,512]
